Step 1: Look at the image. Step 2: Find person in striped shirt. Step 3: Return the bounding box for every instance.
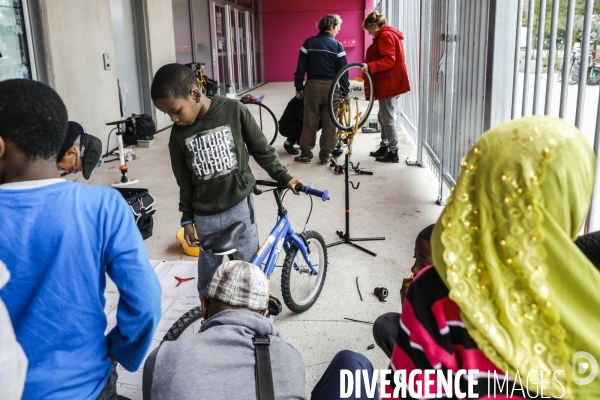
[372,224,435,358]
[385,116,600,399]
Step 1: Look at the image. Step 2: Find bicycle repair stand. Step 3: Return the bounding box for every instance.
[106,117,139,188]
[326,130,385,257]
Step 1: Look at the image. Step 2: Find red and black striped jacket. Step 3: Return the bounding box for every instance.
[384,265,531,399]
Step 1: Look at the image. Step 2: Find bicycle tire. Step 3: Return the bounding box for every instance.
[328,63,375,132]
[161,306,203,342]
[281,231,328,313]
[243,101,279,145]
[587,67,600,85]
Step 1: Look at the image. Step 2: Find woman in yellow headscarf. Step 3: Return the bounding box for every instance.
[385,116,600,399]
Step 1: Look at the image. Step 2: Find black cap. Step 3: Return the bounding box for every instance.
[57,121,85,163]
[57,121,102,179]
[80,133,102,179]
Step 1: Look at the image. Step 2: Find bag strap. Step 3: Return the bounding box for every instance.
[253,335,275,400]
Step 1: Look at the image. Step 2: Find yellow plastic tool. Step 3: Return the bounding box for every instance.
[176,227,200,257]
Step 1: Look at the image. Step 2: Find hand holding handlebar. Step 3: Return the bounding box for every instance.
[286,177,304,194]
[295,184,330,202]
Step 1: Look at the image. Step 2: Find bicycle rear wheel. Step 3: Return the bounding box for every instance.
[243,101,279,145]
[587,67,600,85]
[162,306,203,342]
[281,231,328,313]
[328,63,375,132]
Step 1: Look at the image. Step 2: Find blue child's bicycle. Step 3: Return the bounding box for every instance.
[163,181,330,341]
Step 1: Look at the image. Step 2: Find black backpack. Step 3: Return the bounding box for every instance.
[124,114,156,146]
[114,188,156,240]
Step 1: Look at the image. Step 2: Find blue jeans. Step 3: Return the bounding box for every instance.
[95,367,117,400]
[311,350,379,400]
[377,96,399,151]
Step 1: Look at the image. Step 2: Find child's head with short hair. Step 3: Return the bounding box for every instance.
[151,63,204,126]
[412,224,435,275]
[575,231,600,271]
[0,79,68,183]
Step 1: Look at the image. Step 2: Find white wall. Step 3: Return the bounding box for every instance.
[39,0,122,151]
[37,0,176,150]
[144,0,176,131]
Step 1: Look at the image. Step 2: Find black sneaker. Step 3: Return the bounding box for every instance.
[375,150,399,163]
[294,154,312,164]
[284,143,299,155]
[369,146,388,157]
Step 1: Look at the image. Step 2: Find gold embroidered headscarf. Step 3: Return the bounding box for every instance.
[431,116,600,399]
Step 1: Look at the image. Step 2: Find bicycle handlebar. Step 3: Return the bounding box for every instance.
[295,184,330,202]
[254,180,330,201]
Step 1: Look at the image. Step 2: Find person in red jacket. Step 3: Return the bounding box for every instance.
[360,11,410,163]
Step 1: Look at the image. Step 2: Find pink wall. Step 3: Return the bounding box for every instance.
[262,0,374,82]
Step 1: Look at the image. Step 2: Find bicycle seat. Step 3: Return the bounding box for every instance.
[200,221,247,256]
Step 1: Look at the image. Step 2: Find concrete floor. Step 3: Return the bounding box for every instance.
[77,82,443,394]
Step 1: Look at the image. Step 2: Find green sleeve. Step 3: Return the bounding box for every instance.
[240,104,293,185]
[168,134,194,221]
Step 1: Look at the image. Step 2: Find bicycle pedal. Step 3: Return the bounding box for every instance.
[268,296,282,317]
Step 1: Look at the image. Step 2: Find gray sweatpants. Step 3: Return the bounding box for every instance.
[194,195,259,298]
[377,96,399,151]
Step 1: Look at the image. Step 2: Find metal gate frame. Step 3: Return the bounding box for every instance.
[398,0,516,204]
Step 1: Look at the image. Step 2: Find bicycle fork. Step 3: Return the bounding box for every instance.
[283,234,318,276]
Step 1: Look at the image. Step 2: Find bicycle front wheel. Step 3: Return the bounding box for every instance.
[161,306,203,342]
[243,101,279,145]
[281,231,328,313]
[328,63,375,132]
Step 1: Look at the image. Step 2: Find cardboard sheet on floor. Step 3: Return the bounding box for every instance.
[104,260,199,400]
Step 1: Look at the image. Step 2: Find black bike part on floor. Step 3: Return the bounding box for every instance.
[281,231,328,313]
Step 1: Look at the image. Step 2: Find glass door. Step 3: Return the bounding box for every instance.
[211,3,229,93]
[253,10,263,84]
[237,11,249,91]
[209,1,257,92]
[228,7,239,91]
[250,17,257,85]
[172,0,193,64]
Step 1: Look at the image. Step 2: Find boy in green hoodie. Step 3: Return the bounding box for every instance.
[151,64,303,297]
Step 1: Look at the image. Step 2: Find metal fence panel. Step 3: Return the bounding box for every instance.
[398,0,515,203]
[396,0,421,142]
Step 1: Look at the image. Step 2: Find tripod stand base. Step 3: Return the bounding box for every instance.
[327,231,385,257]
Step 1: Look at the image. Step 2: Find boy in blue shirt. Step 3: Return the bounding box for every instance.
[0,79,162,399]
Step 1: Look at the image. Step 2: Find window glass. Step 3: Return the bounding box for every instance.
[0,0,32,80]
[172,0,193,64]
